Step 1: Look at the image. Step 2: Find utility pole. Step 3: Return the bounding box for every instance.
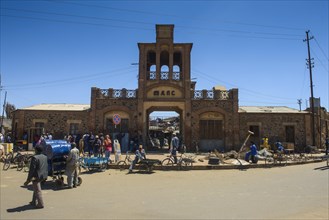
[297,99,302,111]
[0,91,6,133]
[304,30,316,147]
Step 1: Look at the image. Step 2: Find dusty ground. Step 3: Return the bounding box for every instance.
[1,161,328,220]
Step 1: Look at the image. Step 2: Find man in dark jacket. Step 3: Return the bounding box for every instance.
[24,144,48,209]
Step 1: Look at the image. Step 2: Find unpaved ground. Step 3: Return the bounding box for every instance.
[1,161,328,220]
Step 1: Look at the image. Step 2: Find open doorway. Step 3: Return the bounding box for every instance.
[147,111,180,151]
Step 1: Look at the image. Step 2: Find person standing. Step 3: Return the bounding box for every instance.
[104,135,112,162]
[170,133,179,164]
[113,139,121,163]
[24,144,48,209]
[93,135,102,157]
[65,143,80,189]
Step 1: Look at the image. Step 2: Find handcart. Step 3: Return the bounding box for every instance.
[137,158,162,172]
[80,156,109,172]
[42,140,82,188]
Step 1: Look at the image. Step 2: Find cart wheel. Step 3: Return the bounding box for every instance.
[138,163,149,172]
[3,160,11,170]
[24,156,33,172]
[161,158,173,170]
[179,160,188,170]
[2,153,13,170]
[55,178,64,187]
[17,160,24,171]
[100,162,107,172]
[77,177,82,186]
[117,161,127,171]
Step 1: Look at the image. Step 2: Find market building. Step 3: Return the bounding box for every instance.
[12,25,328,152]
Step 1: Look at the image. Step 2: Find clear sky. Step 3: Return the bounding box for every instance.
[1,0,328,116]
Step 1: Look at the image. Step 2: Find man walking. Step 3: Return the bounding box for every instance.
[24,144,48,209]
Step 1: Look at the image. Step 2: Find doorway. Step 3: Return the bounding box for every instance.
[147,110,181,151]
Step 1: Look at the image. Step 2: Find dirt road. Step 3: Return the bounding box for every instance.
[1,161,328,219]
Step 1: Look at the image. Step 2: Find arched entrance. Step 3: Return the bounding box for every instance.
[146,107,183,151]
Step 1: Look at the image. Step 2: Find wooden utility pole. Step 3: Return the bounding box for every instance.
[304,30,316,146]
[0,91,6,133]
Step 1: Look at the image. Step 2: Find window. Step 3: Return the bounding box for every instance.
[149,64,156,80]
[285,126,295,143]
[249,125,260,138]
[69,123,79,135]
[200,120,223,139]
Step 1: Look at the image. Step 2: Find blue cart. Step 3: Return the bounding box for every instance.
[79,156,109,172]
[42,140,82,187]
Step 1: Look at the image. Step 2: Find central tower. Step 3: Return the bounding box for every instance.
[136,24,193,148]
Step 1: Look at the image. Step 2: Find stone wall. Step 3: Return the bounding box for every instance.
[239,112,307,151]
[13,110,89,139]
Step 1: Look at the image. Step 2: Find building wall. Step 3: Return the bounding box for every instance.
[239,112,308,151]
[13,109,89,140]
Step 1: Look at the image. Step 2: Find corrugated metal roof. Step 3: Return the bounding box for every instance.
[21,104,90,111]
[238,106,307,113]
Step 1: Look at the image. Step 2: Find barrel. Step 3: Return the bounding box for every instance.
[42,140,71,159]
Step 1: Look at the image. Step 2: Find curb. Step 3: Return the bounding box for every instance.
[108,157,326,171]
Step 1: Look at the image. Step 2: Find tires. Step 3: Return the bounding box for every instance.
[161,158,174,170]
[277,155,287,166]
[138,163,149,172]
[17,160,24,171]
[77,177,82,186]
[265,156,274,165]
[179,160,188,170]
[24,155,33,172]
[183,158,194,167]
[16,155,25,171]
[3,153,13,170]
[100,162,107,172]
[117,161,127,171]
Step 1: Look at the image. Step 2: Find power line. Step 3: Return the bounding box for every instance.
[3,67,136,90]
[311,33,329,61]
[0,14,153,31]
[46,0,306,31]
[192,69,298,101]
[1,7,304,39]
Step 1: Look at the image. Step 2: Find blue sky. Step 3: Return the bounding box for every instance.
[1,0,328,116]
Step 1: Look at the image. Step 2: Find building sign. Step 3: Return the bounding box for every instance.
[147,86,182,98]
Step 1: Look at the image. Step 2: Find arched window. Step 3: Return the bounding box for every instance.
[160,65,169,80]
[173,65,180,80]
[149,64,156,80]
[147,51,156,80]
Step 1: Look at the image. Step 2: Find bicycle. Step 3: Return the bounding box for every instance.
[117,151,133,171]
[265,151,288,166]
[161,152,195,170]
[2,146,31,171]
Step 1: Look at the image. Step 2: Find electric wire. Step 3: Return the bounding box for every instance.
[45,0,306,31]
[192,68,299,102]
[3,67,136,90]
